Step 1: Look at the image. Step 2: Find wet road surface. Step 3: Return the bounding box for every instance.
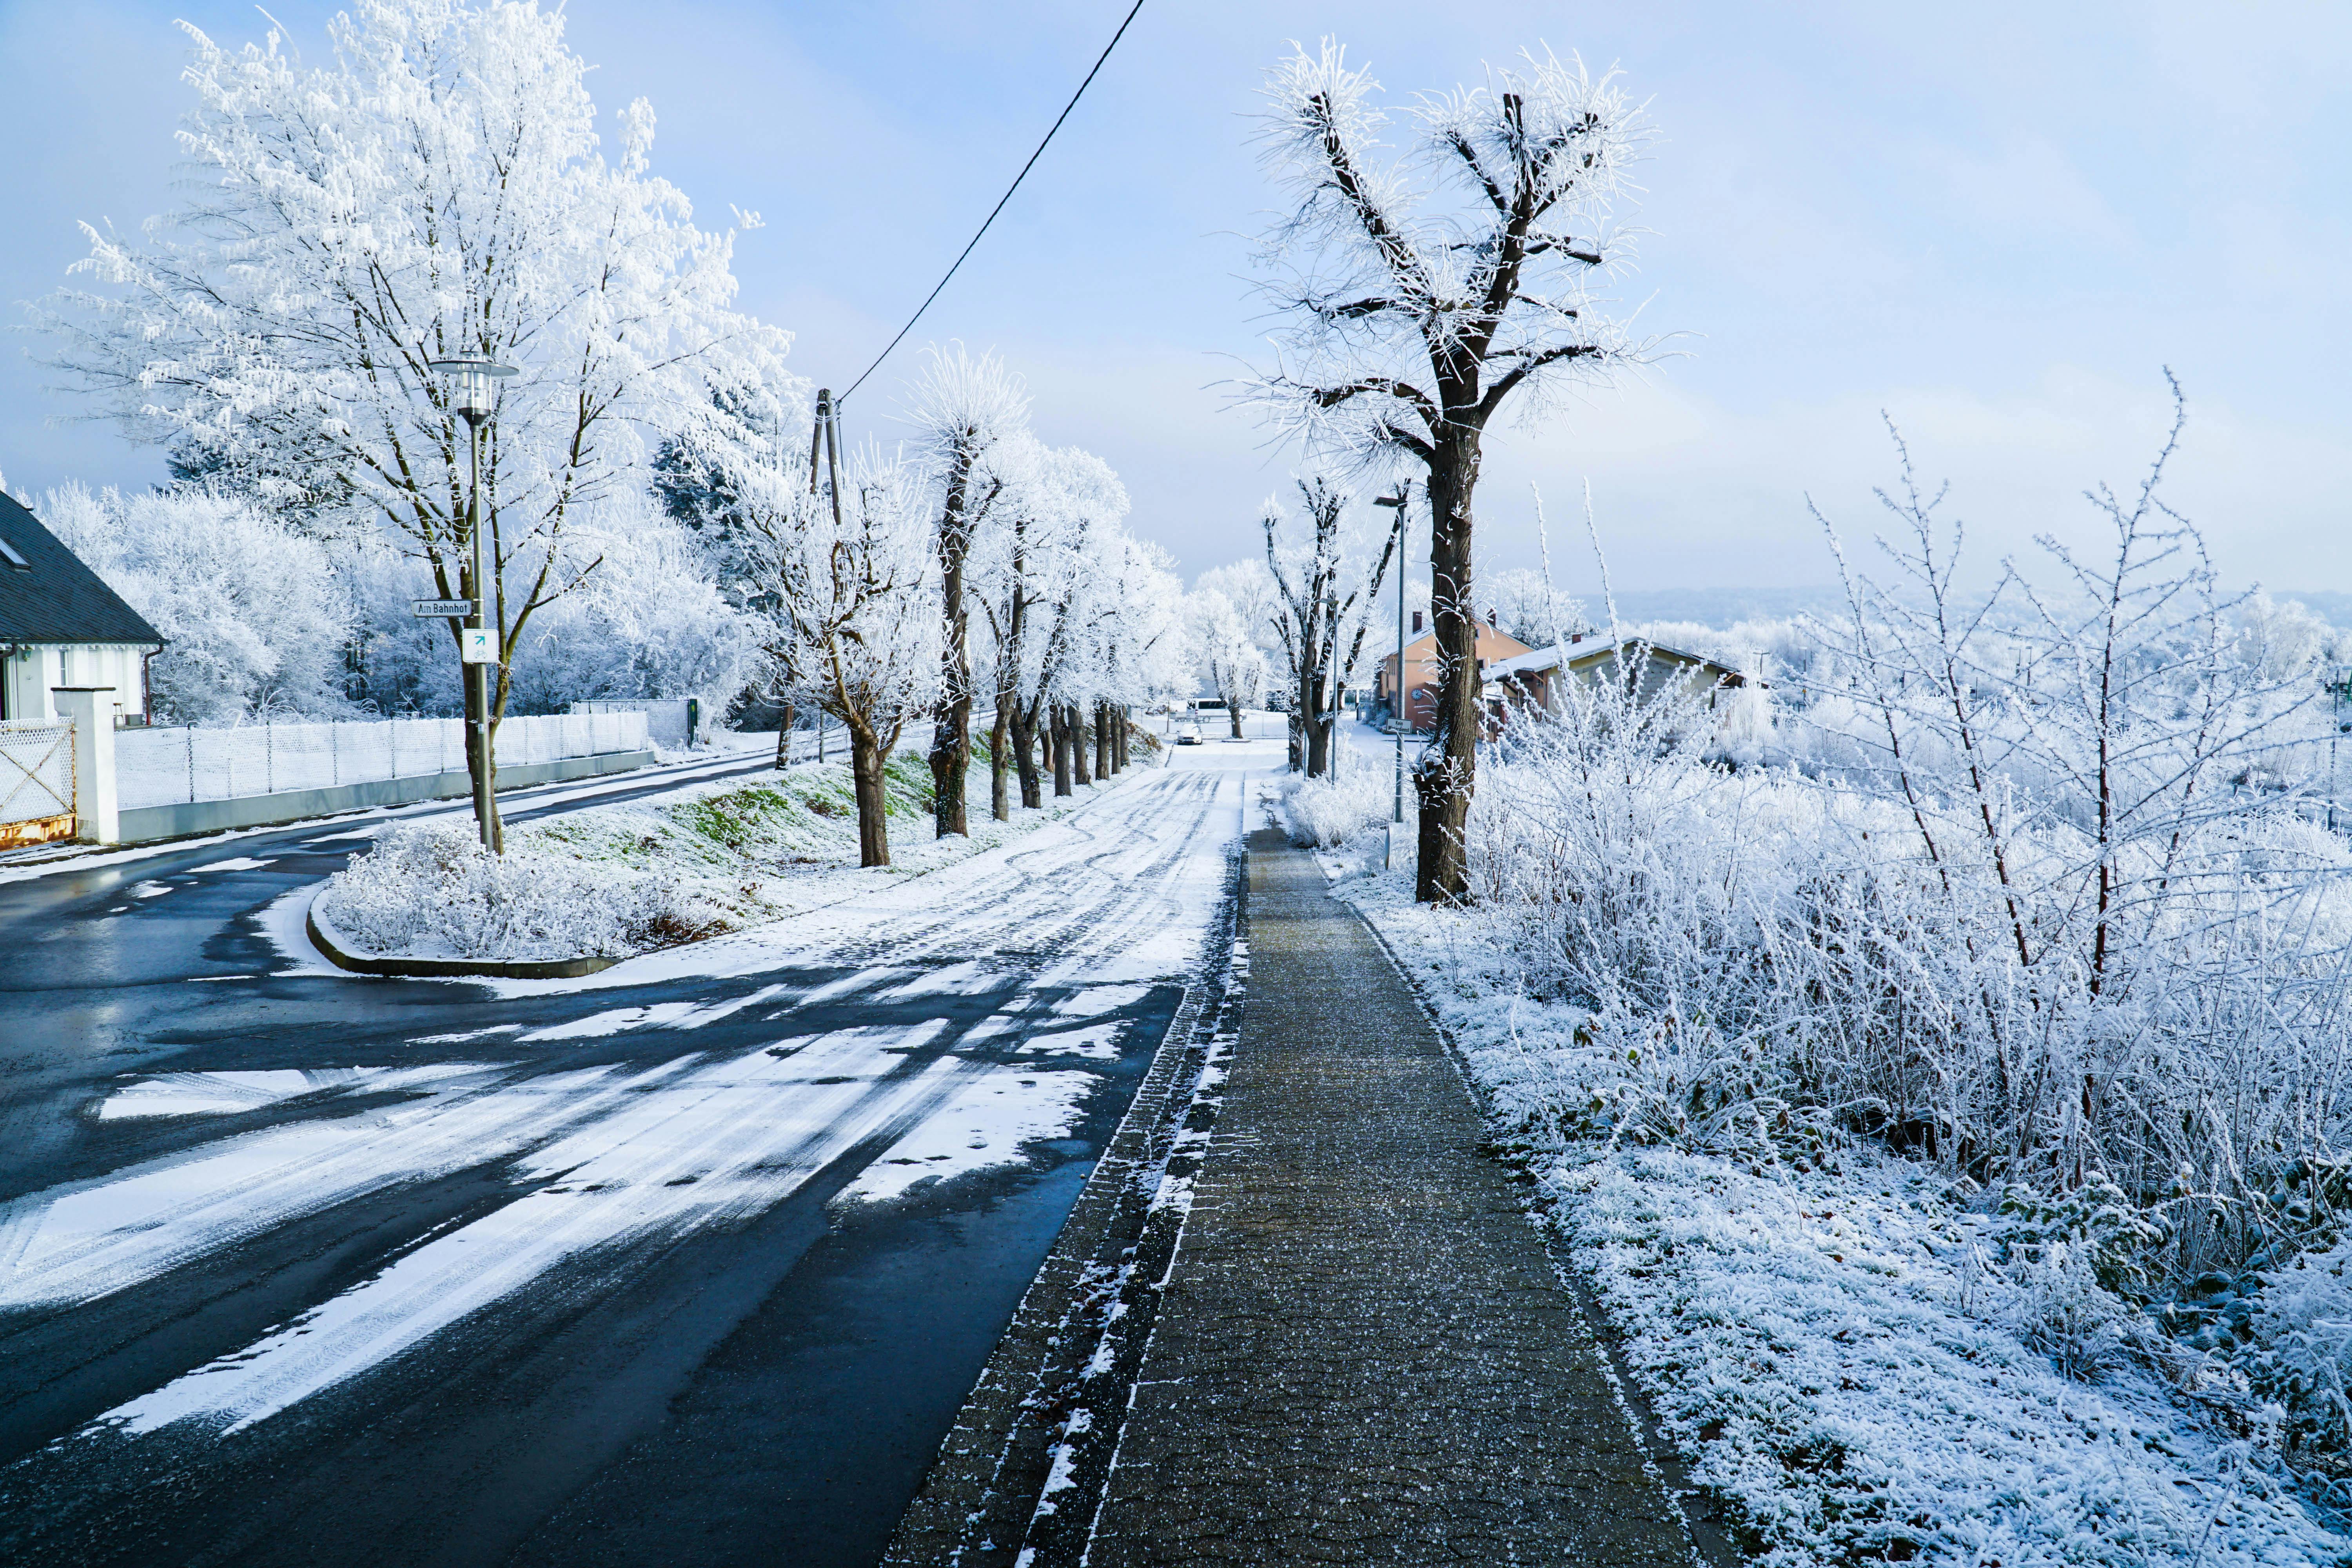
[0,743,1259,1566]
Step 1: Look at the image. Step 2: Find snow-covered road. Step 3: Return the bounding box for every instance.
[0,739,1269,1568]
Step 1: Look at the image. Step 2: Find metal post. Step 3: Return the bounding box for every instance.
[1372,486,1410,826]
[431,354,515,851]
[466,419,495,851]
[1394,522,1406,825]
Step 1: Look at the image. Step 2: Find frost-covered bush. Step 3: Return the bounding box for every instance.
[1272,769,1394,848]
[1465,412,2352,1320]
[315,823,711,960]
[314,751,950,961]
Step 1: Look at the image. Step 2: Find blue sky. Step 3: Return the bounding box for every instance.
[1,0,2347,597]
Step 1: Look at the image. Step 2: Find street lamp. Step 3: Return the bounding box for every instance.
[428,355,518,851]
[1373,485,1414,866]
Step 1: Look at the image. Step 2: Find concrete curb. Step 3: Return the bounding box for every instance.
[304,896,620,980]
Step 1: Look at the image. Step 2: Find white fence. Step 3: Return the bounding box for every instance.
[116,711,650,810]
[0,719,75,828]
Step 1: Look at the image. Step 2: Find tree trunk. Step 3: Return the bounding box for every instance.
[1305,679,1333,778]
[1051,706,1074,797]
[849,722,892,868]
[775,703,793,769]
[929,470,976,838]
[1013,707,1044,808]
[1227,702,1246,740]
[1070,703,1093,787]
[930,693,971,837]
[1094,700,1112,779]
[1416,432,1482,904]
[1117,706,1131,769]
[990,701,1012,820]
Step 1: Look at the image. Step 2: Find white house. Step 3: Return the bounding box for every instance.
[1487,634,1754,718]
[0,489,163,727]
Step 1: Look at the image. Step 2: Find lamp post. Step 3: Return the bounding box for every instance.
[1373,485,1413,861]
[428,355,518,851]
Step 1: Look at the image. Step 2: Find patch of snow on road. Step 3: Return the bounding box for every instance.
[838,1067,1099,1203]
[408,1025,524,1045]
[96,1028,966,1436]
[97,1069,410,1119]
[1049,984,1151,1019]
[257,885,341,976]
[885,960,1005,999]
[1015,1022,1125,1060]
[201,857,279,872]
[519,1001,704,1041]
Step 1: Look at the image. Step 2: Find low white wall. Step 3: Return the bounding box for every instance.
[115,711,650,810]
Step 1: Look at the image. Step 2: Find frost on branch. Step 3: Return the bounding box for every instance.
[1241,38,1652,462]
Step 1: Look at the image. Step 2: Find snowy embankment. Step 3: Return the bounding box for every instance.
[316,749,1127,964]
[1270,779,2350,1567]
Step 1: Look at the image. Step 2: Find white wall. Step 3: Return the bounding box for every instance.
[2,643,147,724]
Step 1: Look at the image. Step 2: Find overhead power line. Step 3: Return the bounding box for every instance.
[838,0,1147,405]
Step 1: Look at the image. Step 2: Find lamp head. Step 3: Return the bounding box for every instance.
[428,356,518,423]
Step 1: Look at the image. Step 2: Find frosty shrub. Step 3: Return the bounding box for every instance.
[1466,403,2352,1317]
[316,823,711,960]
[2248,1234,2352,1477]
[1272,770,1394,848]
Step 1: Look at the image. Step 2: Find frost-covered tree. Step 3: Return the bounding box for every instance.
[1242,39,1655,902]
[904,345,1027,838]
[38,0,790,846]
[1263,476,1399,776]
[973,439,1130,810]
[1187,588,1270,739]
[42,483,357,722]
[500,498,760,716]
[738,448,937,866]
[1485,566,1591,650]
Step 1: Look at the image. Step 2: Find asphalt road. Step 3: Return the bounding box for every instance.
[0,740,1257,1567]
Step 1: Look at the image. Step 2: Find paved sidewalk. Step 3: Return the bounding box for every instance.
[1087,831,1691,1565]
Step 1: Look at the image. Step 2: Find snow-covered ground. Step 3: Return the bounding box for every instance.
[1272,757,2352,1566]
[1317,855,2352,1566]
[2,740,1265,1453]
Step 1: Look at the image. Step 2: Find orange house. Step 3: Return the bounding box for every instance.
[1372,615,1533,731]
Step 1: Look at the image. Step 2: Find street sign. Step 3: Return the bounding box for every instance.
[413,598,475,617]
[460,627,496,664]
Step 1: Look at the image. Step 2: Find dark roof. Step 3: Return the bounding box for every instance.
[0,490,163,647]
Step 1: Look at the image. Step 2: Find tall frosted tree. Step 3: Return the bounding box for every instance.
[1242,40,1654,901]
[904,345,1028,839]
[1263,476,1399,777]
[39,0,789,846]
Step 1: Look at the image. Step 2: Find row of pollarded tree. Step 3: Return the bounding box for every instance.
[673,348,1190,868]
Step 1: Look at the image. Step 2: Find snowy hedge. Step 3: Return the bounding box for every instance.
[311,747,1125,964]
[1270,769,1394,848]
[314,822,711,960]
[313,753,934,961]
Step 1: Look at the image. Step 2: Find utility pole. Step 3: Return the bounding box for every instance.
[428,355,517,852]
[1373,485,1412,864]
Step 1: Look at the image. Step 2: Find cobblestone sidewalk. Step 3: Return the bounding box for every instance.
[1084,830,1695,1565]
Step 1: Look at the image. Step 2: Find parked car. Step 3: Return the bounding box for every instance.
[1177,720,1204,746]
